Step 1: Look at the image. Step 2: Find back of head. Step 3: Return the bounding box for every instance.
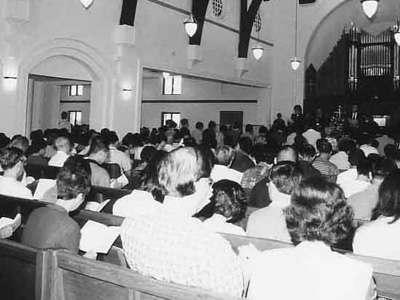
[245,124,253,133]
[0,147,24,171]
[140,146,157,162]
[277,145,298,163]
[238,137,253,155]
[9,136,30,154]
[316,138,332,154]
[158,147,206,197]
[270,162,303,195]
[57,156,91,200]
[88,136,109,155]
[299,144,316,161]
[211,180,247,223]
[208,120,216,130]
[348,148,366,167]
[215,146,234,166]
[106,131,119,145]
[55,137,71,153]
[337,138,356,153]
[384,144,397,159]
[195,121,204,130]
[285,177,353,246]
[373,169,400,222]
[356,159,371,177]
[371,157,397,180]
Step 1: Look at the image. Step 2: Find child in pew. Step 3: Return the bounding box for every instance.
[198,179,247,235]
[22,156,91,253]
[241,177,376,300]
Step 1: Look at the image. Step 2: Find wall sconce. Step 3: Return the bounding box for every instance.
[3,57,18,92]
[79,0,94,9]
[290,0,301,71]
[361,0,378,19]
[183,14,198,37]
[122,86,133,101]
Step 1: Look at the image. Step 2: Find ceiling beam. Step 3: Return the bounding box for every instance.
[189,0,210,45]
[119,0,139,26]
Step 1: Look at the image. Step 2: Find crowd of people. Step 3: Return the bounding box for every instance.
[2,104,400,298]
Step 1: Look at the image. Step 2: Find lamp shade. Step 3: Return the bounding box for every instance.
[80,0,94,9]
[183,14,198,37]
[291,57,301,71]
[395,31,400,46]
[252,44,264,60]
[361,0,378,19]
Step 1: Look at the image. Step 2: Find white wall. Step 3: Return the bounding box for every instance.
[59,85,91,126]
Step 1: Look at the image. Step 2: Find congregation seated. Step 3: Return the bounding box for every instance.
[22,156,91,253]
[297,144,321,179]
[353,169,400,260]
[25,138,49,167]
[230,137,256,173]
[201,179,247,235]
[86,136,111,187]
[48,136,71,167]
[105,131,132,173]
[0,147,33,200]
[329,137,356,171]
[246,162,302,242]
[210,145,243,184]
[244,177,376,300]
[312,138,339,182]
[339,158,371,198]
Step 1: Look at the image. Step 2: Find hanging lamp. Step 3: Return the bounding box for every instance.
[291,0,301,70]
[394,18,400,46]
[183,14,198,37]
[361,0,378,19]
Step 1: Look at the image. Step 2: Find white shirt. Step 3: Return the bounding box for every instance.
[48,151,70,167]
[0,176,33,200]
[353,216,400,260]
[336,168,357,186]
[360,144,379,157]
[303,129,321,149]
[203,214,245,236]
[330,151,350,171]
[109,146,131,172]
[210,165,243,184]
[340,179,371,198]
[113,190,162,218]
[248,241,373,300]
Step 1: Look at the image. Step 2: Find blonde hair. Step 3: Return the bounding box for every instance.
[55,137,71,152]
[158,147,205,197]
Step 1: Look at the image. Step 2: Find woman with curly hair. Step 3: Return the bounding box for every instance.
[245,177,375,300]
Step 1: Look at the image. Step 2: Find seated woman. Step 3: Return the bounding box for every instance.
[202,179,247,235]
[22,156,91,253]
[245,177,375,300]
[353,169,400,260]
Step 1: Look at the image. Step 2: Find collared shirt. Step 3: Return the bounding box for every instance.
[0,176,33,200]
[248,241,374,300]
[203,214,245,236]
[303,129,321,149]
[113,190,162,218]
[109,145,131,172]
[330,151,350,171]
[353,216,400,260]
[340,179,371,198]
[22,204,80,253]
[48,151,70,167]
[348,184,379,221]
[210,164,243,184]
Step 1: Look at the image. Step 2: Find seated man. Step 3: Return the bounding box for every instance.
[0,147,32,199]
[210,146,243,184]
[86,136,111,187]
[106,131,132,173]
[247,162,303,242]
[48,136,72,167]
[339,159,371,198]
[312,139,339,183]
[22,156,91,253]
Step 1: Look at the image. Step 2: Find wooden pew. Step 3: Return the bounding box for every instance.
[44,249,240,300]
[0,239,48,300]
[25,164,60,180]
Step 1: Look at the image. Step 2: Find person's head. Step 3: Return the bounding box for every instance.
[245,124,253,134]
[0,147,25,178]
[372,169,400,223]
[284,177,354,247]
[277,113,282,119]
[0,133,10,149]
[26,139,47,157]
[195,122,204,130]
[106,131,119,146]
[88,136,110,164]
[180,118,189,128]
[61,111,68,120]
[56,156,91,212]
[158,147,210,198]
[384,144,397,159]
[237,137,253,155]
[277,145,298,163]
[215,146,234,166]
[356,159,372,179]
[269,162,303,195]
[208,121,217,131]
[293,105,302,115]
[253,144,268,164]
[348,148,366,168]
[316,139,332,155]
[337,138,356,153]
[299,144,316,162]
[140,146,157,163]
[351,104,359,113]
[9,136,29,154]
[210,180,247,223]
[370,157,397,181]
[55,137,71,154]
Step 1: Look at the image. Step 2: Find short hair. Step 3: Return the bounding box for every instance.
[57,156,91,200]
[107,131,119,145]
[356,159,371,177]
[195,122,204,130]
[337,138,356,153]
[61,111,68,119]
[158,147,207,197]
[88,136,109,155]
[9,136,29,154]
[348,148,366,167]
[316,138,332,154]
[299,144,316,159]
[180,118,189,127]
[55,137,71,151]
[140,146,157,162]
[210,180,247,223]
[238,137,253,155]
[26,139,47,156]
[0,147,24,170]
[284,177,354,247]
[277,145,298,163]
[372,169,400,223]
[384,144,397,159]
[215,146,234,166]
[208,121,216,129]
[269,162,303,195]
[371,157,397,179]
[245,124,253,133]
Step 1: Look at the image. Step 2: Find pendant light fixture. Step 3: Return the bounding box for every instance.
[394,18,400,46]
[252,22,264,60]
[361,0,378,19]
[291,0,300,70]
[79,0,94,9]
[183,14,198,38]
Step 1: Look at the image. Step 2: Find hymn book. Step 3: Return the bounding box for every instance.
[79,220,120,254]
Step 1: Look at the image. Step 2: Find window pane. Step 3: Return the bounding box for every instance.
[76,111,82,125]
[77,85,84,96]
[172,76,182,95]
[70,85,77,96]
[69,111,76,125]
[172,113,180,125]
[163,73,173,95]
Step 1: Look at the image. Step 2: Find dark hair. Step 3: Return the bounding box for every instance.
[61,111,68,119]
[26,139,47,156]
[356,159,371,177]
[238,137,253,155]
[372,169,400,223]
[210,180,247,224]
[9,136,30,154]
[348,148,366,167]
[371,157,397,179]
[88,136,109,155]
[316,138,332,154]
[0,147,24,170]
[284,177,354,246]
[269,162,303,195]
[337,138,356,153]
[195,122,204,130]
[299,144,316,159]
[180,118,189,126]
[140,146,157,162]
[245,124,253,133]
[106,131,119,145]
[57,156,91,200]
[384,144,397,159]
